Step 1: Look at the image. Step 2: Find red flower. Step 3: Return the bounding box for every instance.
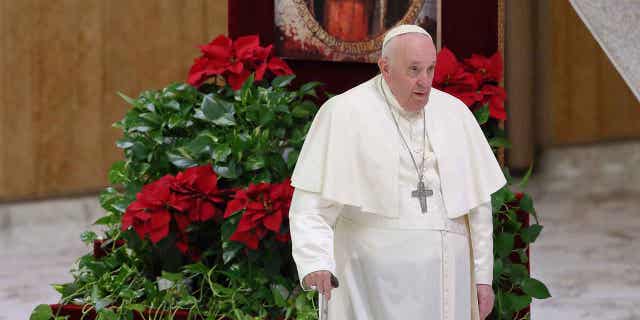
[464,52,503,83]
[479,84,507,120]
[187,34,294,90]
[224,179,294,250]
[267,57,294,76]
[121,165,231,260]
[172,165,228,223]
[433,48,482,106]
[121,175,177,244]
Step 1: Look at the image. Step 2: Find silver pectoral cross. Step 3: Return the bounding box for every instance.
[412,180,434,213]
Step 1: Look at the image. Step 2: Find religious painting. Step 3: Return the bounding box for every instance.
[275,0,441,63]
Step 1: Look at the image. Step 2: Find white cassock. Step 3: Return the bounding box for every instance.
[289,74,506,320]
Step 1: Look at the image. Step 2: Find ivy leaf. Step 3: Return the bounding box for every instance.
[272,75,296,88]
[518,160,535,188]
[29,304,53,320]
[473,104,490,124]
[519,193,537,219]
[503,292,532,312]
[96,308,117,320]
[521,277,552,299]
[201,94,236,126]
[494,232,515,258]
[492,187,515,210]
[80,231,98,245]
[520,224,543,243]
[493,258,504,279]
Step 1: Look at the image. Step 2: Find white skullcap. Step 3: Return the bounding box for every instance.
[382,24,432,49]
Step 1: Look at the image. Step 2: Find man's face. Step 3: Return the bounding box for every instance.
[378,34,437,112]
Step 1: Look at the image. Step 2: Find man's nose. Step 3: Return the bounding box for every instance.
[417,71,431,87]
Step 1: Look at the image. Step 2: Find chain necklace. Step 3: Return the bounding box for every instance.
[378,76,434,213]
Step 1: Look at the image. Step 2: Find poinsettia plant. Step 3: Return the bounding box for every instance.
[34,34,548,320]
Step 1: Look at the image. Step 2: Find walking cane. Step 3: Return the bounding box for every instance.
[310,274,340,320]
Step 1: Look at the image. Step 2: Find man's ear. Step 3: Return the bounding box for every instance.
[377,57,387,75]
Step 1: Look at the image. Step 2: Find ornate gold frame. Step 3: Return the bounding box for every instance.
[290,0,441,57]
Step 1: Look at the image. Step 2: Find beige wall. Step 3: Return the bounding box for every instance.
[0,1,227,201]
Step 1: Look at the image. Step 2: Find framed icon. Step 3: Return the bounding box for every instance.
[275,0,441,63]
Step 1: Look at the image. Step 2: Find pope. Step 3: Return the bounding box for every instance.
[288,24,506,320]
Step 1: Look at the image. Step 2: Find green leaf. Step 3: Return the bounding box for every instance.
[298,81,322,97]
[245,155,266,171]
[96,308,117,320]
[117,92,136,106]
[272,75,296,88]
[503,292,532,312]
[164,100,181,111]
[508,263,529,280]
[115,138,134,149]
[80,231,98,245]
[494,232,515,258]
[126,304,146,312]
[107,161,127,185]
[139,112,162,125]
[473,104,490,124]
[518,160,535,188]
[161,270,184,282]
[493,258,504,279]
[519,193,536,215]
[489,137,512,148]
[201,94,236,126]
[259,109,275,126]
[285,149,299,169]
[272,285,287,307]
[502,166,514,185]
[222,241,243,264]
[291,105,311,118]
[521,277,552,299]
[520,224,543,243]
[95,297,113,311]
[167,149,198,169]
[212,144,232,162]
[517,248,529,263]
[30,304,53,320]
[492,187,515,210]
[214,161,241,179]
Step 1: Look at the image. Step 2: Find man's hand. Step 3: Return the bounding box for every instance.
[477,284,495,320]
[303,270,335,301]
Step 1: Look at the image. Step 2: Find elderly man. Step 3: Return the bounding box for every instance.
[289,24,506,320]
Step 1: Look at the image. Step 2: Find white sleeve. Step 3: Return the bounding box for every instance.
[468,200,494,285]
[289,188,344,291]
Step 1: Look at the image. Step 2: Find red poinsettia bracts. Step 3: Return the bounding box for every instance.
[121,175,178,244]
[433,47,507,121]
[187,35,294,90]
[121,165,230,260]
[223,179,294,250]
